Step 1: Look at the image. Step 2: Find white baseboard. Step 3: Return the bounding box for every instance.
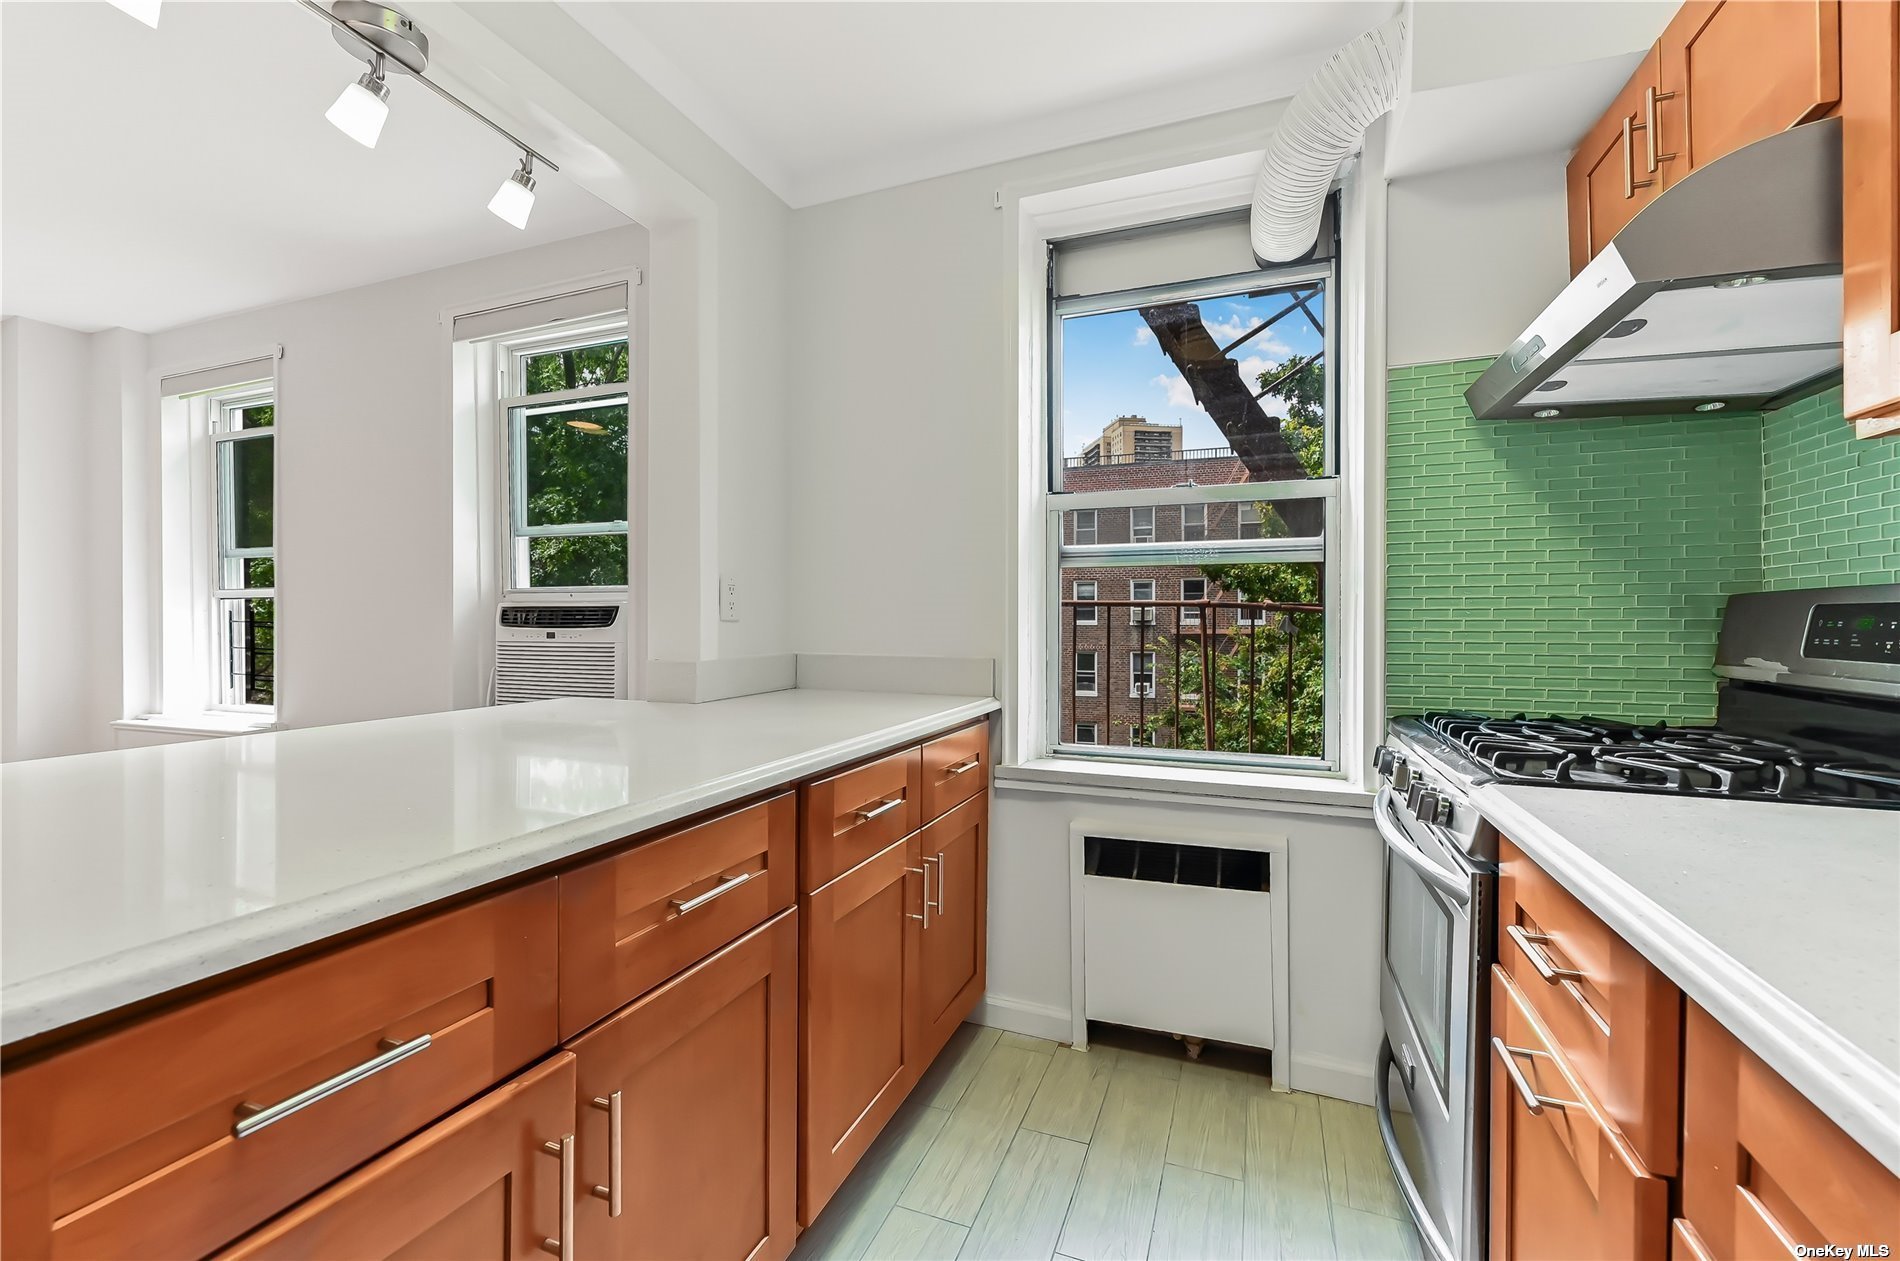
[1287,1049,1378,1105]
[971,994,1073,1044]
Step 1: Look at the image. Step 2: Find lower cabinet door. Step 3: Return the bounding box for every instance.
[916,791,988,1062]
[1490,966,1670,1261]
[801,833,923,1226]
[216,1052,578,1260]
[570,909,798,1261]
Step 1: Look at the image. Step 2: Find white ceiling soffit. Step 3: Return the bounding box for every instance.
[563,1,1402,209]
[0,1,629,334]
[1385,0,1678,178]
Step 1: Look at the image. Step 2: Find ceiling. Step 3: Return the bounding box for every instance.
[565,1,1401,208]
[0,2,628,334]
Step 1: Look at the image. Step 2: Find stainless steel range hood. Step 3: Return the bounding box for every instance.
[1466,118,1843,421]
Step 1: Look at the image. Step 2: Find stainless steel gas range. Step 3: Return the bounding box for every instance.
[1372,582,1900,1261]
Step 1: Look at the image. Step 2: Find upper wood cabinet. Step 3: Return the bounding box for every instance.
[1678,1002,1900,1258]
[1567,2,1842,277]
[1657,2,1841,176]
[1842,0,1900,430]
[569,911,798,1261]
[215,1052,577,1261]
[1568,48,1668,273]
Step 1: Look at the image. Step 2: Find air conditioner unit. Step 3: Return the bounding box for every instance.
[493,602,626,704]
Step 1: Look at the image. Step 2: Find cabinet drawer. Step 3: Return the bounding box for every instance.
[0,880,559,1261]
[1498,838,1681,1176]
[800,746,922,892]
[215,1052,576,1260]
[921,722,988,823]
[1680,1003,1900,1259]
[559,794,795,1040]
[1489,965,1670,1261]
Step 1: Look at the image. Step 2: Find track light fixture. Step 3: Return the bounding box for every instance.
[325,53,391,149]
[489,156,537,230]
[298,1,560,223]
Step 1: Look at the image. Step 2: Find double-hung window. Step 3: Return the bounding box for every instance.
[211,388,276,710]
[1048,204,1337,768]
[501,329,631,590]
[1073,580,1098,625]
[1075,651,1099,697]
[1074,722,1099,743]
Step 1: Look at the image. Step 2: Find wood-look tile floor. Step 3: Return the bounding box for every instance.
[792,1024,1425,1261]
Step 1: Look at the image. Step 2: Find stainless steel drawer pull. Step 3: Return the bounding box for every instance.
[1491,1038,1579,1117]
[944,756,980,776]
[856,797,905,822]
[232,1032,431,1138]
[1506,924,1586,985]
[590,1091,623,1217]
[670,870,754,915]
[908,866,928,923]
[933,852,947,916]
[541,1133,575,1260]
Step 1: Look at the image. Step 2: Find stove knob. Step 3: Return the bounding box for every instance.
[1392,757,1412,792]
[1406,780,1427,812]
[1415,789,1441,823]
[1433,798,1455,827]
[1374,745,1394,777]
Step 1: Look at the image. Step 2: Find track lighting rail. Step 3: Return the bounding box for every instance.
[294,0,560,174]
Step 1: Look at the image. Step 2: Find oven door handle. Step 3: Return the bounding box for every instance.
[1374,787,1472,906]
[1375,1038,1457,1261]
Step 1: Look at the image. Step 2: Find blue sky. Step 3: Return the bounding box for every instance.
[1059,288,1326,456]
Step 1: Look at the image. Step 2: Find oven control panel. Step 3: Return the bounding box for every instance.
[1804,603,1900,664]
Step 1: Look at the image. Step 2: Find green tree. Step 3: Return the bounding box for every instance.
[518,341,631,587]
[1144,352,1328,758]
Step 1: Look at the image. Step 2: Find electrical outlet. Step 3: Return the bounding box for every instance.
[720,576,740,623]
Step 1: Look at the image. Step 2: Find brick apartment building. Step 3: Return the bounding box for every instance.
[1059,417,1280,749]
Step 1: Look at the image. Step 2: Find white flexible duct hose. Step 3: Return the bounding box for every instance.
[1251,13,1408,263]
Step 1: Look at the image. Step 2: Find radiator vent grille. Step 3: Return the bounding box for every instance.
[499,605,620,629]
[495,641,620,704]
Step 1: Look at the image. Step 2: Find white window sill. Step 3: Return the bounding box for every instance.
[995,756,1375,816]
[113,714,278,739]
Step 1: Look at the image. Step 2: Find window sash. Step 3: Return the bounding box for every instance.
[505,384,630,589]
[1182,503,1206,542]
[1073,581,1098,625]
[1130,506,1155,543]
[1072,509,1097,545]
[207,388,275,714]
[1074,722,1098,743]
[1128,650,1156,698]
[1074,651,1098,697]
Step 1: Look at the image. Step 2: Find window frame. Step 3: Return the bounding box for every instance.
[1074,721,1099,744]
[1128,577,1157,624]
[1072,579,1099,626]
[207,384,276,715]
[1072,508,1097,546]
[1074,650,1099,698]
[496,322,632,595]
[1130,505,1155,544]
[1182,503,1206,542]
[1128,649,1157,699]
[1180,576,1206,625]
[1044,259,1341,773]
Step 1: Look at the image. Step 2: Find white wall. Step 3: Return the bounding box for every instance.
[1386,151,1571,366]
[0,318,96,760]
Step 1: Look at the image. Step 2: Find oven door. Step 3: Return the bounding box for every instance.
[1374,787,1479,1261]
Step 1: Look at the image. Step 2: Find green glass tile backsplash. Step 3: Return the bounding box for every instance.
[1761,386,1900,589]
[1387,358,1765,724]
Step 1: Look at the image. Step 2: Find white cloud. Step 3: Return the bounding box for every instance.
[1151,372,1199,410]
[1132,326,1153,347]
[1206,313,1293,359]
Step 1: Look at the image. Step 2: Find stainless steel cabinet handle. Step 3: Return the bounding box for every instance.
[1506,924,1586,985]
[1491,1038,1579,1117]
[540,1132,575,1260]
[944,756,980,777]
[933,852,947,916]
[589,1091,623,1217]
[1644,86,1678,172]
[232,1033,431,1138]
[922,855,943,925]
[671,870,753,915]
[856,797,904,823]
[907,866,927,922]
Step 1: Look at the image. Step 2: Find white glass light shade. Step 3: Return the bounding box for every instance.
[488,169,536,229]
[326,76,390,149]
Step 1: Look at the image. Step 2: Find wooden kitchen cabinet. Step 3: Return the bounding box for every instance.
[915,792,989,1063]
[1842,0,1900,431]
[1657,2,1840,176]
[800,831,924,1225]
[1490,966,1672,1261]
[216,1051,577,1260]
[1567,48,1667,273]
[1678,1002,1900,1259]
[569,910,798,1261]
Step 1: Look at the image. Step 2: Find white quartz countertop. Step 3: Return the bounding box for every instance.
[1475,783,1900,1175]
[1,690,999,1045]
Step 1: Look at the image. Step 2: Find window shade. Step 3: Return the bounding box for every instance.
[451,283,629,343]
[1051,198,1336,300]
[159,356,274,399]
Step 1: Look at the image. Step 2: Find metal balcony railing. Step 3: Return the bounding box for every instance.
[1059,598,1323,757]
[1062,446,1240,469]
